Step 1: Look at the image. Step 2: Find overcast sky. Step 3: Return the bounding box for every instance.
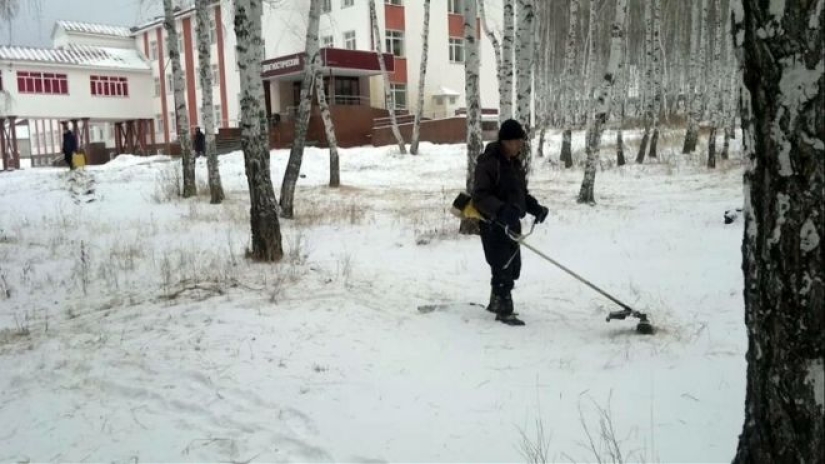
[3,0,163,48]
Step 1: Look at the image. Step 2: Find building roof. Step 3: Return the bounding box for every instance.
[54,20,133,38]
[0,45,151,71]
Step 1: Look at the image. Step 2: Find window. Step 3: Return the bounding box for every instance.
[211,64,219,84]
[448,0,463,14]
[343,30,356,50]
[449,38,464,63]
[322,35,334,48]
[155,114,163,133]
[17,72,69,95]
[342,0,354,6]
[90,75,129,97]
[154,77,161,96]
[210,18,217,44]
[385,0,403,5]
[385,30,404,57]
[150,41,158,60]
[390,83,407,110]
[321,0,331,12]
[214,105,222,127]
[169,112,177,134]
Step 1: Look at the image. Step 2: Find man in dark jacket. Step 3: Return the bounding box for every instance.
[61,123,77,170]
[193,127,206,158]
[472,119,549,326]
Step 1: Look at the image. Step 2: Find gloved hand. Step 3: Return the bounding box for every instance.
[533,205,549,224]
[498,204,522,230]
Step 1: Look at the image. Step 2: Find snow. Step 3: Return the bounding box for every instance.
[0,130,748,462]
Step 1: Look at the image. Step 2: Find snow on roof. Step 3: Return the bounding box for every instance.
[55,20,132,38]
[435,86,461,96]
[0,45,150,71]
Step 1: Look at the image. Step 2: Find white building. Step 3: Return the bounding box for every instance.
[3,0,504,167]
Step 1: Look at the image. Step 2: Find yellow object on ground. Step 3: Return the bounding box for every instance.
[72,152,86,169]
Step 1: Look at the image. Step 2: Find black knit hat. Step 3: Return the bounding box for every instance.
[498,119,526,141]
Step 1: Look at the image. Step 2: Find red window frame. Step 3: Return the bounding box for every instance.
[90,75,129,98]
[16,71,68,95]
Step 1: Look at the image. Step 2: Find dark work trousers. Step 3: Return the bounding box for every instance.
[64,151,73,170]
[480,220,521,298]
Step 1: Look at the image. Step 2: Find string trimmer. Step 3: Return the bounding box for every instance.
[451,192,654,335]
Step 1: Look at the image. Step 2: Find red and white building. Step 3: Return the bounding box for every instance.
[1,0,502,169]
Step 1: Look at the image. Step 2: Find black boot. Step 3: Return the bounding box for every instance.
[486,289,519,315]
[494,294,525,326]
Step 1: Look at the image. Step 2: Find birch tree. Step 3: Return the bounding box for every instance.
[409,0,430,156]
[196,0,224,204]
[460,0,482,235]
[706,0,725,169]
[647,0,663,159]
[234,0,283,261]
[315,69,340,187]
[515,0,534,172]
[559,0,579,169]
[369,0,406,154]
[683,0,707,153]
[732,0,824,461]
[280,0,320,219]
[635,0,654,164]
[500,0,515,121]
[578,0,627,204]
[479,0,505,124]
[163,0,196,197]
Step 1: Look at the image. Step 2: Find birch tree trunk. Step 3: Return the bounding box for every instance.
[682,0,708,153]
[280,0,320,219]
[315,69,340,187]
[196,0,224,204]
[578,0,627,204]
[515,0,534,174]
[560,0,579,168]
[732,0,824,461]
[648,0,663,159]
[635,0,654,164]
[234,0,283,262]
[460,0,482,235]
[409,0,430,156]
[163,0,196,197]
[706,0,724,169]
[369,0,406,154]
[617,8,629,167]
[500,0,515,122]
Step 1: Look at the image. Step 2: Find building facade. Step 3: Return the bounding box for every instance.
[3,0,504,167]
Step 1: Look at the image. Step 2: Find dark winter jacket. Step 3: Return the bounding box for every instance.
[472,141,541,221]
[194,130,206,153]
[62,130,77,156]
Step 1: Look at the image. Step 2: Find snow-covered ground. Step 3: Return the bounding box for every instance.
[0,129,747,462]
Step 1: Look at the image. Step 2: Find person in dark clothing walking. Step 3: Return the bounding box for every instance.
[193,127,206,158]
[61,123,77,170]
[472,119,549,326]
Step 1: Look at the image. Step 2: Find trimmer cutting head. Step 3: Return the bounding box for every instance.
[606,308,655,335]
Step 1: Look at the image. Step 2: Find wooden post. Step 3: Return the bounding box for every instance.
[149,118,157,155]
[115,122,123,155]
[9,117,19,169]
[82,118,91,154]
[0,118,7,170]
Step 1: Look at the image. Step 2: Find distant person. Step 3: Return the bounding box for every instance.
[193,127,206,158]
[61,123,77,170]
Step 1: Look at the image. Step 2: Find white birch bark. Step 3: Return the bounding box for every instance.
[234,0,283,261]
[683,0,708,153]
[635,0,654,164]
[460,0,482,235]
[163,0,195,197]
[500,0,515,122]
[478,0,504,124]
[578,0,627,204]
[648,0,663,159]
[196,0,224,204]
[410,0,430,156]
[280,0,321,218]
[315,69,340,187]
[706,0,724,169]
[560,0,579,168]
[369,0,406,154]
[515,0,534,173]
[732,0,824,460]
